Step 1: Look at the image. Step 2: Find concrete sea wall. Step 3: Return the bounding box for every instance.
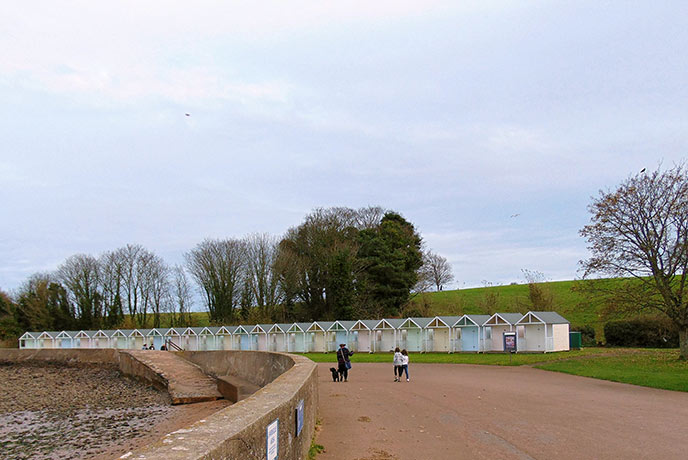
[0,348,318,460]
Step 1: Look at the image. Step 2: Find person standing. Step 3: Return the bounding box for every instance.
[401,349,410,382]
[393,347,403,382]
[336,343,354,382]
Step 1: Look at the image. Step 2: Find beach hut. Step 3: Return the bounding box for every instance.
[196,327,216,350]
[162,328,183,350]
[125,329,145,349]
[90,330,111,348]
[53,331,74,348]
[515,311,570,352]
[287,323,309,353]
[19,332,38,349]
[110,330,130,349]
[250,325,272,351]
[222,326,241,350]
[483,313,524,352]
[452,315,490,352]
[306,322,331,353]
[373,319,403,353]
[397,318,431,352]
[210,326,232,350]
[74,330,95,348]
[324,321,352,352]
[268,324,290,352]
[425,316,460,352]
[336,321,357,348]
[348,320,377,353]
[37,331,58,348]
[145,329,165,350]
[234,325,252,350]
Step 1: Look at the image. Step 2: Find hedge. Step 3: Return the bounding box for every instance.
[604,318,679,348]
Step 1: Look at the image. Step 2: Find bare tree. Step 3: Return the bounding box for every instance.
[580,164,688,359]
[170,265,193,327]
[147,255,169,329]
[419,250,455,292]
[99,251,124,327]
[245,233,280,310]
[186,238,245,323]
[57,254,102,327]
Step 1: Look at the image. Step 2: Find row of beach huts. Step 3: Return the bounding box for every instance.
[18,311,570,353]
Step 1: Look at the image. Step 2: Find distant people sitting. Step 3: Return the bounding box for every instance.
[149,343,155,350]
[142,344,148,350]
[160,343,167,351]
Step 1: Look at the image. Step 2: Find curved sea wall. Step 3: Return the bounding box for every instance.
[0,349,318,460]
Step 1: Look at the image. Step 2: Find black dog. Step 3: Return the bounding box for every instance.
[330,367,340,382]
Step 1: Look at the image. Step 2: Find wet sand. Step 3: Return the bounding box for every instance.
[0,361,230,459]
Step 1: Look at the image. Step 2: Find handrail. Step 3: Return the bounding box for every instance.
[166,339,184,351]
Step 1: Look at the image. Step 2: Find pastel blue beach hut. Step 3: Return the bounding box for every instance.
[452,315,490,352]
[426,316,461,353]
[204,327,222,350]
[287,323,309,352]
[56,331,76,348]
[163,328,183,350]
[234,325,252,350]
[197,327,216,350]
[213,326,233,350]
[398,318,432,352]
[373,319,403,353]
[250,324,271,351]
[349,320,377,353]
[334,320,356,349]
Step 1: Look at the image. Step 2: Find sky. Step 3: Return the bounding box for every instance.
[1,1,687,294]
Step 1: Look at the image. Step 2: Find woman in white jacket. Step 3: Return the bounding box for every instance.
[401,349,410,382]
[393,347,403,382]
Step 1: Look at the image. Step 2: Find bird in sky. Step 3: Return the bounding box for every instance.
[640,168,646,173]
[185,113,191,117]
[510,213,520,218]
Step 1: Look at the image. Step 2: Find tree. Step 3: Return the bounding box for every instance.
[186,238,245,323]
[57,254,102,329]
[245,233,280,312]
[419,250,455,292]
[521,269,555,310]
[13,274,76,332]
[0,288,22,340]
[170,265,193,327]
[580,164,688,359]
[357,212,424,318]
[99,251,125,328]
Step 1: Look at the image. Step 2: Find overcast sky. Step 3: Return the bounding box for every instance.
[1,1,687,294]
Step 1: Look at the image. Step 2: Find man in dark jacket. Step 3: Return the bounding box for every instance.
[336,343,354,382]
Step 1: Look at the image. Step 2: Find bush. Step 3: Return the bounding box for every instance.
[572,325,596,346]
[604,318,679,348]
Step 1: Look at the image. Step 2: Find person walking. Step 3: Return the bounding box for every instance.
[393,347,403,382]
[336,343,354,382]
[401,349,410,382]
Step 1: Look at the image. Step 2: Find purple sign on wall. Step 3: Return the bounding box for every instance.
[503,332,517,352]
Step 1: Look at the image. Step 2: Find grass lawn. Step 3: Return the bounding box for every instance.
[295,348,615,366]
[535,349,688,392]
[300,348,688,392]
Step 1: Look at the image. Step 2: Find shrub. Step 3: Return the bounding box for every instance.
[604,318,679,348]
[572,325,596,346]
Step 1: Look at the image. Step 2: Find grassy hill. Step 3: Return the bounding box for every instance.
[411,279,610,340]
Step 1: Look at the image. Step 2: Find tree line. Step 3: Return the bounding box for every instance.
[0,206,454,339]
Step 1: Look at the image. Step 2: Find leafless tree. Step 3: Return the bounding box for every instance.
[186,238,246,323]
[99,251,124,327]
[419,250,455,292]
[57,254,102,326]
[146,255,169,329]
[170,265,193,327]
[245,233,280,309]
[580,163,688,359]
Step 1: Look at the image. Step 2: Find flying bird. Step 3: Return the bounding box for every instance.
[185,113,191,117]
[510,213,520,218]
[640,168,646,173]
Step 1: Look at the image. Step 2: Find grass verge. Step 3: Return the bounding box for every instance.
[535,349,688,392]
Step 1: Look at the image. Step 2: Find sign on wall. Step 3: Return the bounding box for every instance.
[503,331,517,353]
[266,419,279,460]
[295,399,304,437]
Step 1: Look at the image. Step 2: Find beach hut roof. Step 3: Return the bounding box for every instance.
[374,318,403,330]
[205,326,223,334]
[39,331,60,338]
[55,331,74,339]
[146,329,164,336]
[289,322,311,332]
[234,325,250,334]
[401,317,433,329]
[224,325,239,334]
[337,320,357,330]
[111,329,129,337]
[163,327,182,336]
[351,319,378,331]
[453,315,491,327]
[432,316,463,327]
[19,331,37,339]
[271,323,292,333]
[250,324,270,333]
[516,311,569,325]
[485,313,524,326]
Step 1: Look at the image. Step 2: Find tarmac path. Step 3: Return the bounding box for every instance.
[316,362,688,460]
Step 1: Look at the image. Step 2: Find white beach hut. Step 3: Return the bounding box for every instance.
[37,331,59,348]
[348,320,377,353]
[373,319,403,353]
[515,311,570,352]
[19,332,38,349]
[425,316,460,352]
[234,325,252,350]
[268,324,290,352]
[163,328,184,350]
[250,324,271,351]
[483,313,524,352]
[306,322,331,353]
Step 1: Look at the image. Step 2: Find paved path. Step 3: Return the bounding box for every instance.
[125,350,222,404]
[316,363,688,460]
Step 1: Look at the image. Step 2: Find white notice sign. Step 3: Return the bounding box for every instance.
[266,419,279,460]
